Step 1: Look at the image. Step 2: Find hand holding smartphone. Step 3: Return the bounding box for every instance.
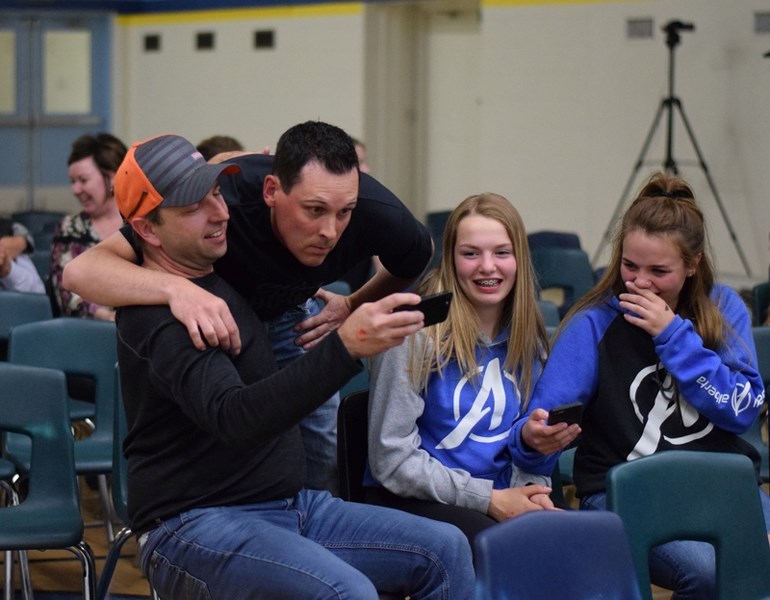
[394,291,453,327]
[547,402,583,427]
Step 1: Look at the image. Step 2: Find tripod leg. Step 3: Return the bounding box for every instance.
[673,100,753,277]
[593,99,668,264]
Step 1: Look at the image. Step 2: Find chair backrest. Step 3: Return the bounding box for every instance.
[752,326,770,390]
[337,390,370,502]
[425,210,452,270]
[9,317,118,441]
[744,328,769,482]
[527,230,582,251]
[0,363,83,549]
[557,445,576,486]
[607,450,770,600]
[113,364,129,523]
[31,248,52,280]
[474,510,642,600]
[537,299,560,327]
[0,291,53,359]
[752,282,770,326]
[11,209,66,231]
[531,247,595,317]
[339,364,369,405]
[426,210,451,243]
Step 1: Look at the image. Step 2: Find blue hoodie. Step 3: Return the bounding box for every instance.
[367,328,547,513]
[509,283,764,497]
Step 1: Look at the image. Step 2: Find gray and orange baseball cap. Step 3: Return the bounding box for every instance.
[115,134,240,220]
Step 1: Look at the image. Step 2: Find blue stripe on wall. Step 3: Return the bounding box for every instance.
[0,0,361,12]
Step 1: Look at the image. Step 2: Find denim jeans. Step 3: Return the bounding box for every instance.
[267,298,340,494]
[581,486,770,600]
[138,489,475,600]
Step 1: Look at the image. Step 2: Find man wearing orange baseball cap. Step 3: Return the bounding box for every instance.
[115,134,240,221]
[115,134,474,600]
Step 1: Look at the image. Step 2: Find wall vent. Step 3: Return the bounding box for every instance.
[144,34,160,52]
[254,30,275,49]
[627,18,653,39]
[755,12,770,34]
[196,31,215,51]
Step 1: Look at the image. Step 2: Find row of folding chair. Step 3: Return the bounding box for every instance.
[0,300,127,599]
[0,336,159,598]
[7,317,118,543]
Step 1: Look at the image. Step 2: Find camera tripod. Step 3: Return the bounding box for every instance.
[593,20,752,277]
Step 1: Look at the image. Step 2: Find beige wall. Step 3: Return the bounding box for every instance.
[114,4,367,155]
[476,0,770,279]
[3,0,769,279]
[358,0,770,279]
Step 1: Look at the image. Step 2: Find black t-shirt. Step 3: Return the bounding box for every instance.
[117,272,361,534]
[122,154,432,320]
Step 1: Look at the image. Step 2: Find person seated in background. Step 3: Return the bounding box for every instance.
[115,133,474,600]
[366,192,555,554]
[0,217,44,294]
[509,171,770,600]
[62,120,433,494]
[196,134,244,161]
[50,132,127,319]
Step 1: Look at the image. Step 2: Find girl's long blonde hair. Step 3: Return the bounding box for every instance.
[409,193,548,407]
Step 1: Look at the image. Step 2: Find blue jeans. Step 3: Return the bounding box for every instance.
[267,298,340,494]
[138,489,475,600]
[581,487,770,600]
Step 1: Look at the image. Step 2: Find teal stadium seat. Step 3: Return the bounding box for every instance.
[0,363,97,599]
[8,318,119,543]
[531,247,595,319]
[607,450,770,600]
[0,291,52,360]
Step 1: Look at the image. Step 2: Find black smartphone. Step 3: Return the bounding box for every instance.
[547,402,584,427]
[394,291,453,327]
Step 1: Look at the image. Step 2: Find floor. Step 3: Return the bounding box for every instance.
[4,479,153,599]
[7,480,677,599]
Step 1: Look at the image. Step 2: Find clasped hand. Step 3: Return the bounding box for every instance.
[487,485,556,522]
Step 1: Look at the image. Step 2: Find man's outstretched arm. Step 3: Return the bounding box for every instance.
[62,231,241,353]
